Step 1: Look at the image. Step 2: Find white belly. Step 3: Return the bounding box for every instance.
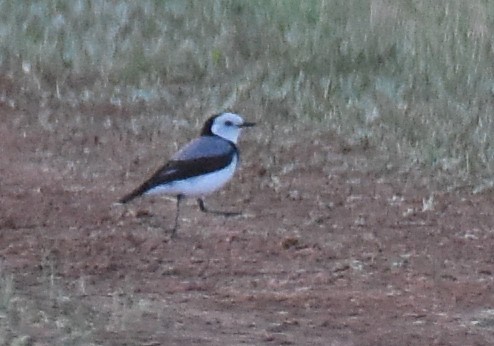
[144,156,238,197]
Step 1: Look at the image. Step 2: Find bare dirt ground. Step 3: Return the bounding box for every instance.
[1,100,493,346]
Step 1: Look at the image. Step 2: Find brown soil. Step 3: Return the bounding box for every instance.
[1,102,493,346]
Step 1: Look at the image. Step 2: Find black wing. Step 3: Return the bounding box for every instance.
[119,148,236,203]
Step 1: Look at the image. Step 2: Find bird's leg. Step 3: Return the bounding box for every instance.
[197,198,241,217]
[171,194,183,238]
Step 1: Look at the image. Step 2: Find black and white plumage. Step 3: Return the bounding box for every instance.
[119,112,255,237]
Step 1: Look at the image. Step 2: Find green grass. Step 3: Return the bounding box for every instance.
[1,0,494,186]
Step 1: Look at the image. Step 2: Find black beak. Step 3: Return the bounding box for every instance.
[240,122,256,128]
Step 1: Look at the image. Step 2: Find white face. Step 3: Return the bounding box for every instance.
[211,112,250,143]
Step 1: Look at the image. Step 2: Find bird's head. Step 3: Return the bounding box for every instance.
[201,112,255,144]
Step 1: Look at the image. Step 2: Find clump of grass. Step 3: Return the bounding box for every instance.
[0,266,98,345]
[0,265,179,344]
[1,0,494,186]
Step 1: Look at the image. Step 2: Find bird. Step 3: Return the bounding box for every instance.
[119,112,255,237]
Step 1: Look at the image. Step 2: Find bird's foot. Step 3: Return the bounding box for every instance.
[197,198,242,217]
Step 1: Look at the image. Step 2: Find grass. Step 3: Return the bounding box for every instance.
[0,260,169,345]
[2,0,492,187]
[0,268,96,345]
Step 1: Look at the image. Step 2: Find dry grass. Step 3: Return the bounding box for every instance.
[1,0,493,188]
[0,267,96,345]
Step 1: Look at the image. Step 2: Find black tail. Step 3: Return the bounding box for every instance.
[119,184,148,204]
[119,161,171,204]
